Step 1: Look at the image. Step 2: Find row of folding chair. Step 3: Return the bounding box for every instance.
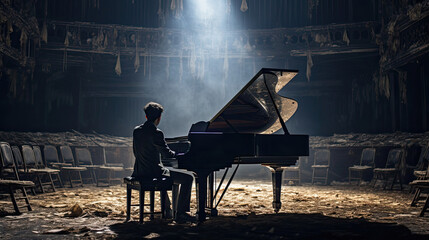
[283,150,330,185]
[349,145,429,217]
[1,142,129,214]
[349,147,405,190]
[43,145,124,187]
[285,147,407,188]
[283,149,330,185]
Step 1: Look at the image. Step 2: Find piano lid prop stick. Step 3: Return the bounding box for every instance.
[263,74,290,135]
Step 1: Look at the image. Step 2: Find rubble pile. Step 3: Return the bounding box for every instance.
[310,132,429,148]
[1,131,429,149]
[0,131,132,147]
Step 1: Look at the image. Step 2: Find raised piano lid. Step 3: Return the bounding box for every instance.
[207,68,298,134]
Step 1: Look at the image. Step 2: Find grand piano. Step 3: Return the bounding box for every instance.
[165,68,309,221]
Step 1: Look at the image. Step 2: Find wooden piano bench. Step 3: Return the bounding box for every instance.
[124,176,177,223]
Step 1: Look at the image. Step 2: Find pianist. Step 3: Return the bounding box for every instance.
[131,102,195,222]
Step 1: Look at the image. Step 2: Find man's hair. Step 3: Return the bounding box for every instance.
[144,102,164,122]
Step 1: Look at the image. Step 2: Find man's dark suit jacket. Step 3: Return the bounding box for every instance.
[131,121,175,179]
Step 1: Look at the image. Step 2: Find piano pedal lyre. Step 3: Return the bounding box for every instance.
[208,164,240,216]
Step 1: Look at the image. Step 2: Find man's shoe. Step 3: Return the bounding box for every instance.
[174,212,196,223]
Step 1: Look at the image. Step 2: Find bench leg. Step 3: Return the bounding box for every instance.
[126,186,131,222]
[150,191,155,220]
[139,190,144,224]
[172,184,179,219]
[160,191,166,219]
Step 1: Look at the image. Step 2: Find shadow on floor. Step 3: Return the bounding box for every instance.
[110,213,429,240]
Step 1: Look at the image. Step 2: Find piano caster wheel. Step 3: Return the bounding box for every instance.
[210,208,218,217]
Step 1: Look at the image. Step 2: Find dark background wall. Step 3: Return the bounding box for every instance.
[1,0,428,138]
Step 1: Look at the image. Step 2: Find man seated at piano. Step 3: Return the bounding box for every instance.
[131,102,195,223]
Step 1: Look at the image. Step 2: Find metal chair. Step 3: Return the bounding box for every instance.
[74,147,99,184]
[21,145,61,193]
[11,146,37,195]
[0,142,35,214]
[411,145,429,181]
[283,157,302,185]
[348,148,376,185]
[410,160,429,206]
[44,145,86,188]
[311,149,330,185]
[372,148,405,190]
[33,146,63,188]
[99,147,125,186]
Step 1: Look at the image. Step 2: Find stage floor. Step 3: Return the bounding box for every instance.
[1,181,428,239]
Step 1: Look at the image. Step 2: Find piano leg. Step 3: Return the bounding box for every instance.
[208,172,218,216]
[195,170,210,222]
[266,166,284,213]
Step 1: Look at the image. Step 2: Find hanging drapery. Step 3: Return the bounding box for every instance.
[171,0,176,10]
[343,29,350,46]
[115,52,122,76]
[64,31,70,46]
[134,33,139,73]
[398,71,407,103]
[375,73,390,99]
[198,54,205,80]
[222,41,229,97]
[148,55,152,81]
[166,57,170,80]
[176,0,183,18]
[240,0,248,12]
[306,50,313,81]
[179,51,183,82]
[113,28,118,46]
[308,0,319,20]
[383,74,390,99]
[63,31,70,71]
[9,70,17,98]
[226,0,231,15]
[20,30,27,56]
[134,51,140,73]
[158,0,165,26]
[189,47,196,77]
[6,21,12,47]
[103,30,108,48]
[41,21,48,43]
[41,0,48,43]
